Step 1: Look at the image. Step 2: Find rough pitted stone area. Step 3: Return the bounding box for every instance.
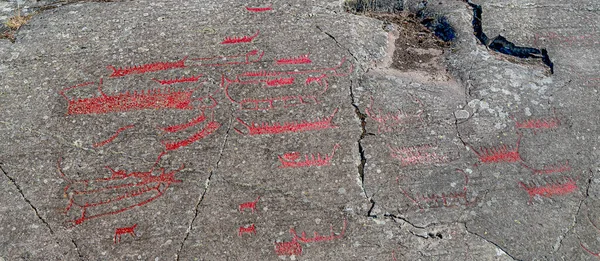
[0,0,598,260]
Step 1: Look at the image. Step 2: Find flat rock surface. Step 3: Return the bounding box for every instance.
[0,0,598,260]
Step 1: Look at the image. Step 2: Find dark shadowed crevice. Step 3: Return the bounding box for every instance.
[465,1,554,73]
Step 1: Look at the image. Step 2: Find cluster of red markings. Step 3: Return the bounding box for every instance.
[398,171,477,210]
[365,96,424,133]
[389,144,449,167]
[238,196,260,237]
[278,144,340,168]
[275,219,347,256]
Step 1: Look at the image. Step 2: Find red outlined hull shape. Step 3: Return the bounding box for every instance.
[518,176,578,204]
[223,58,352,111]
[221,31,259,44]
[245,4,273,12]
[279,144,340,168]
[162,120,221,151]
[58,157,183,226]
[152,74,203,85]
[234,108,338,135]
[93,125,135,148]
[468,134,522,164]
[275,53,312,65]
[289,219,347,243]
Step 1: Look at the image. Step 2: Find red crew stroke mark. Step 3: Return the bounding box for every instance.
[58,156,183,226]
[399,172,476,210]
[521,160,571,175]
[275,237,303,256]
[468,134,522,164]
[238,224,257,237]
[518,177,578,203]
[276,53,312,65]
[60,79,201,115]
[190,50,264,67]
[93,125,135,148]
[580,212,600,257]
[365,96,424,133]
[221,30,259,44]
[246,4,273,12]
[162,120,221,151]
[152,74,203,85]
[107,57,187,77]
[279,144,340,168]
[512,112,560,134]
[114,224,137,244]
[239,196,260,213]
[289,218,347,243]
[234,108,338,135]
[389,144,449,167]
[160,112,207,133]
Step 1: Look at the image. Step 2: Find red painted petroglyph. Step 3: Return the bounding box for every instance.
[221,30,260,44]
[389,144,449,167]
[290,218,347,243]
[234,108,338,135]
[305,74,327,85]
[162,120,220,151]
[276,54,312,65]
[265,77,295,87]
[107,57,187,77]
[275,237,303,256]
[152,74,203,85]
[580,213,600,257]
[60,79,199,115]
[279,144,340,168]
[521,160,572,175]
[239,57,352,78]
[518,177,578,203]
[190,50,264,67]
[399,172,476,210]
[114,223,137,244]
[365,96,424,133]
[160,112,207,133]
[246,4,273,12]
[92,125,135,148]
[239,196,260,213]
[58,157,183,226]
[238,224,256,237]
[512,112,560,134]
[469,135,522,164]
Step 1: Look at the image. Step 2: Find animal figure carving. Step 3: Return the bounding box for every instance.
[239,196,260,213]
[114,224,137,243]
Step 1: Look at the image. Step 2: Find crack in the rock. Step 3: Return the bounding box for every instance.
[175,115,233,261]
[463,222,521,261]
[315,25,364,73]
[554,173,593,252]
[385,213,434,230]
[0,163,54,235]
[71,239,84,260]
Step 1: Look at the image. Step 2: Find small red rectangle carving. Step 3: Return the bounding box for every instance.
[221,31,259,44]
[279,144,340,168]
[107,57,187,77]
[234,108,338,135]
[93,125,135,148]
[276,54,312,65]
[518,177,578,203]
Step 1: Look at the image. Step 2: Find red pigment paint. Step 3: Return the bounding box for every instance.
[276,54,312,65]
[279,144,340,168]
[221,31,259,44]
[190,50,264,67]
[245,4,273,12]
[107,57,187,77]
[239,196,260,213]
[518,177,578,203]
[93,125,135,148]
[160,113,206,133]
[162,121,220,151]
[238,57,352,78]
[152,74,202,85]
[389,144,449,166]
[365,97,424,133]
[265,77,295,87]
[235,108,338,135]
[470,135,522,164]
[275,238,302,256]
[399,173,474,209]
[289,219,347,243]
[580,243,600,257]
[58,157,183,226]
[305,74,327,85]
[114,224,137,244]
[238,224,256,237]
[522,160,571,175]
